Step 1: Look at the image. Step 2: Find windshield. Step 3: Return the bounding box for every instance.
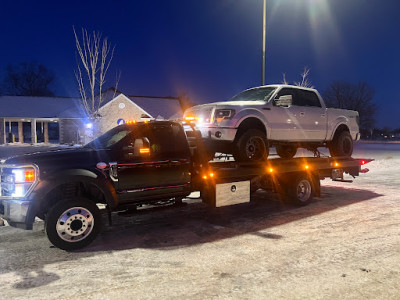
[84,125,132,149]
[229,87,276,102]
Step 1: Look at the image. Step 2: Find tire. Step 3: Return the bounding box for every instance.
[234,129,268,162]
[250,176,261,194]
[276,145,297,159]
[279,173,314,206]
[329,131,353,157]
[45,198,102,250]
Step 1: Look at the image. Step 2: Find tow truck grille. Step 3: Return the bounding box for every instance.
[0,167,11,196]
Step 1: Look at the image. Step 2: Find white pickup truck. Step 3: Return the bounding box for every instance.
[183,84,360,161]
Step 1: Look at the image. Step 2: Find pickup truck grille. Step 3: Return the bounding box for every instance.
[0,167,13,196]
[184,106,214,124]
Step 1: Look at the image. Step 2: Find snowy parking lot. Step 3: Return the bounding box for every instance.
[0,142,400,299]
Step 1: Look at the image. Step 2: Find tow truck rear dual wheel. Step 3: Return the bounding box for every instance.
[279,173,314,206]
[45,198,102,250]
[329,130,353,157]
[234,129,269,162]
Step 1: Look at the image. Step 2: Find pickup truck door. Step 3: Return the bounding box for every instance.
[267,88,326,141]
[293,89,327,141]
[267,88,304,141]
[114,124,191,203]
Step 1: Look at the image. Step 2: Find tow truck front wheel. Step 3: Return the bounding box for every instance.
[45,198,102,250]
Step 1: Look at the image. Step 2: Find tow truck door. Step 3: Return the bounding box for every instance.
[115,123,191,202]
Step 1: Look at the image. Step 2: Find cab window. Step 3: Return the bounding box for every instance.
[147,123,190,158]
[296,90,322,107]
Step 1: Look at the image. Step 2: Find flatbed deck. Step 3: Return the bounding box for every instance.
[206,156,372,181]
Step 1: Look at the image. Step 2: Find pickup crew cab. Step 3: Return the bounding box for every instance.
[0,121,370,250]
[183,85,360,161]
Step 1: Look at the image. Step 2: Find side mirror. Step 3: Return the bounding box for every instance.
[123,138,151,159]
[274,95,292,107]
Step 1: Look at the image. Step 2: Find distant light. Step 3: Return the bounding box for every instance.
[86,123,93,129]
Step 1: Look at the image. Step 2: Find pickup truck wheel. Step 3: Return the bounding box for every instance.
[329,131,353,157]
[280,173,314,206]
[45,198,102,250]
[276,145,297,159]
[234,129,268,162]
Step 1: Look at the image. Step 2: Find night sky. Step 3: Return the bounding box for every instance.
[1,0,399,128]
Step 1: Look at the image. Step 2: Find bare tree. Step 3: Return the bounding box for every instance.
[323,81,377,132]
[281,73,288,85]
[2,62,55,96]
[294,67,314,88]
[73,27,115,120]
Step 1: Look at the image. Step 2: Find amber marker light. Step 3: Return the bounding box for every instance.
[139,148,150,154]
[185,116,198,122]
[25,169,35,182]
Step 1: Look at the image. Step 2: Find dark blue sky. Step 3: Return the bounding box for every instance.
[1,0,399,128]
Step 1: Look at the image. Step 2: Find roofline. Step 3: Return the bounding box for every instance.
[127,95,181,100]
[0,94,81,100]
[98,94,154,118]
[250,84,317,92]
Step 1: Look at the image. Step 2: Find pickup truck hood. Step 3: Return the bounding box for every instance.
[190,100,265,108]
[1,147,107,171]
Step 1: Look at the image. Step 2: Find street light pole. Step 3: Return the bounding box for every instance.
[261,0,266,85]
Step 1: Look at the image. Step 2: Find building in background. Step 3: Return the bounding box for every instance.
[0,89,183,145]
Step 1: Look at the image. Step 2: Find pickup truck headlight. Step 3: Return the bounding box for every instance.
[0,165,38,198]
[214,109,235,123]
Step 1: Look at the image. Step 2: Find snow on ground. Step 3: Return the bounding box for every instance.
[0,141,399,299]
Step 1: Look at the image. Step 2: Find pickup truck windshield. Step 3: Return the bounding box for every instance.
[229,87,276,102]
[84,125,132,150]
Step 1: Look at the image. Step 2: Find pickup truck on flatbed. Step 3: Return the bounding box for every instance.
[0,120,371,250]
[184,84,360,161]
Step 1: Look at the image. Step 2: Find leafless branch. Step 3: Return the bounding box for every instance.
[294,67,314,88]
[281,73,288,85]
[73,26,115,120]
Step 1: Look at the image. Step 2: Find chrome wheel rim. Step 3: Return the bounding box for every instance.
[246,137,265,160]
[296,180,312,202]
[56,207,94,242]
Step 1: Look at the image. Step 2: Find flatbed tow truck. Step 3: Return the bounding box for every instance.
[0,121,372,250]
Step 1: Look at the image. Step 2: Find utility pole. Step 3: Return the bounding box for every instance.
[262,0,266,86]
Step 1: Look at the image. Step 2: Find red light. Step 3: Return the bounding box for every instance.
[361,160,366,165]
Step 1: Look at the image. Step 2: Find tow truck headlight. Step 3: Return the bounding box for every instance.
[1,166,38,198]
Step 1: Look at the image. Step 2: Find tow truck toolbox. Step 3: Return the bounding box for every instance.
[0,120,372,250]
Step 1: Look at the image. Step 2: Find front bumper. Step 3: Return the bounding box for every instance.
[198,126,237,142]
[0,199,34,229]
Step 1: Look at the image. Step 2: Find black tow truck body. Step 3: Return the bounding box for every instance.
[0,120,371,250]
